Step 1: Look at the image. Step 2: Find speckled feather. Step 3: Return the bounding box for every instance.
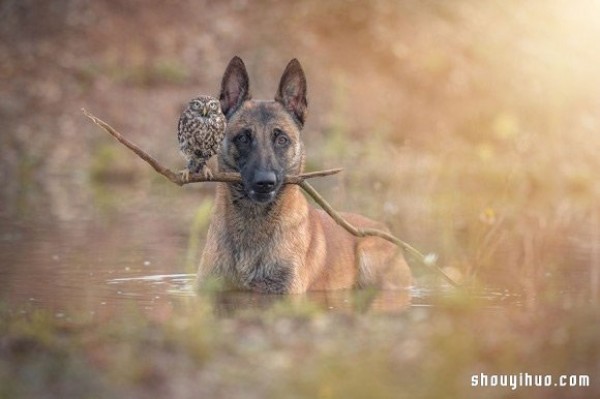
[177,95,226,175]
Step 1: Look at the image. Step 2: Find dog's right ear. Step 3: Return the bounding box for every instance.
[219,56,251,119]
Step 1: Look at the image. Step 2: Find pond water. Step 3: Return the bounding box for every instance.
[0,177,527,321]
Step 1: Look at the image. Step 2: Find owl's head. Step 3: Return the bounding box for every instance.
[189,95,222,117]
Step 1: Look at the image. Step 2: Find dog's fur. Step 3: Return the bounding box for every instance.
[196,57,412,294]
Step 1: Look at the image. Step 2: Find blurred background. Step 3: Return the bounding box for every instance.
[1,0,600,307]
[2,2,600,398]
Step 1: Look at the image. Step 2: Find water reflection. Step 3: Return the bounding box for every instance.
[47,269,522,320]
[105,273,413,315]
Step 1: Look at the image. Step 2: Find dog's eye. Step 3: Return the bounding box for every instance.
[275,134,289,147]
[235,131,251,145]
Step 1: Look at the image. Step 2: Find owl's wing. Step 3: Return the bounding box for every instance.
[177,114,187,143]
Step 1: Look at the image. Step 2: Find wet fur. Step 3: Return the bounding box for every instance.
[197,57,412,293]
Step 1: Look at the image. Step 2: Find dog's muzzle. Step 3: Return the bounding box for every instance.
[248,171,278,203]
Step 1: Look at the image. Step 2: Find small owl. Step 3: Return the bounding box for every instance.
[177,95,226,181]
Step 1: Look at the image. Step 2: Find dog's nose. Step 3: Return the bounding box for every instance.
[252,171,277,193]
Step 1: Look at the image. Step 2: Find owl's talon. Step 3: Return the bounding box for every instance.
[179,169,191,182]
[201,165,213,180]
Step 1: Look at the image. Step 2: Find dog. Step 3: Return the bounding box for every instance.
[196,56,412,294]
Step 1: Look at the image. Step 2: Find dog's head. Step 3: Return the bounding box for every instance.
[218,57,307,204]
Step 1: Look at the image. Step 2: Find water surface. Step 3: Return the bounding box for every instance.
[0,177,525,320]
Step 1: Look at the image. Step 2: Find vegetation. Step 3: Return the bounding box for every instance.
[1,293,598,398]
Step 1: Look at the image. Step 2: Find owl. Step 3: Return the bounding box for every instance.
[177,95,226,181]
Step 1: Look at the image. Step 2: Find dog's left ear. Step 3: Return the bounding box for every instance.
[220,56,251,119]
[275,59,307,127]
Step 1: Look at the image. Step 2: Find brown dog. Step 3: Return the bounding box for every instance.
[196,57,412,293]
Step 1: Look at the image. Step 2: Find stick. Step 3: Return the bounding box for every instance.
[300,181,459,287]
[82,108,341,186]
[83,108,459,286]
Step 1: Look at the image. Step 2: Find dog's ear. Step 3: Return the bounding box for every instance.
[275,59,307,127]
[220,56,251,119]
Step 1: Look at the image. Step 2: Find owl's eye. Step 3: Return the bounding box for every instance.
[191,102,200,110]
[210,102,218,110]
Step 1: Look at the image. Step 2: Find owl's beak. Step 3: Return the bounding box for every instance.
[202,105,208,116]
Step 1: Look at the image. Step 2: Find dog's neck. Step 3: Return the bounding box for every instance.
[218,182,291,216]
[214,182,308,236]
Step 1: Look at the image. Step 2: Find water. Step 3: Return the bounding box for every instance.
[0,177,524,321]
[0,188,518,324]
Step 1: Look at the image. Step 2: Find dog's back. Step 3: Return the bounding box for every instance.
[197,57,412,293]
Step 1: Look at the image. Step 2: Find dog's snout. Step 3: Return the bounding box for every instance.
[252,171,277,193]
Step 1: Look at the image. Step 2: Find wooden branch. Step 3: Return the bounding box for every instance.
[82,108,341,186]
[83,108,459,287]
[299,181,459,287]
